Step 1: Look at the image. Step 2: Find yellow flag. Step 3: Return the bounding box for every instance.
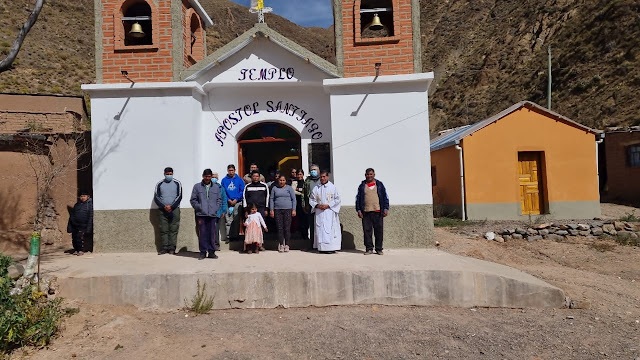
[257,0,264,9]
[251,0,264,11]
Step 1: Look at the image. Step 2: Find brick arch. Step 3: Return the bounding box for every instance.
[113,0,160,51]
[353,0,400,45]
[184,8,205,65]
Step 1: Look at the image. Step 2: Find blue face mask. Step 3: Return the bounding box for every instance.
[310,170,318,177]
[165,175,173,182]
[212,178,219,183]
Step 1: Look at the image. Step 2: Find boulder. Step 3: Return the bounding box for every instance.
[624,222,637,231]
[614,221,625,231]
[625,226,637,232]
[602,224,617,235]
[512,233,524,240]
[630,232,639,240]
[7,264,25,280]
[567,224,579,230]
[617,231,632,239]
[539,229,550,237]
[494,236,505,243]
[484,232,496,241]
[579,230,591,236]
[500,229,514,235]
[591,221,604,228]
[577,224,590,231]
[535,223,551,230]
[503,235,513,241]
[591,227,604,236]
[527,235,543,242]
[558,224,569,230]
[515,228,527,235]
[568,229,580,236]
[547,234,565,242]
[555,230,569,236]
[527,228,539,235]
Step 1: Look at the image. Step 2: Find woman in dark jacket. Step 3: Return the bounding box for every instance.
[67,191,93,255]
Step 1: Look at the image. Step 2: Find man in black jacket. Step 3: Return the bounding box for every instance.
[67,190,94,255]
[243,171,269,217]
[355,168,389,255]
[153,167,183,255]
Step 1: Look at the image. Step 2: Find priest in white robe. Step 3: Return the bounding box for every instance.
[310,171,342,253]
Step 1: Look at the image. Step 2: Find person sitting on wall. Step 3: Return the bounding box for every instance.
[356,168,389,255]
[67,190,94,256]
[243,162,266,184]
[190,169,223,260]
[221,164,245,242]
[153,167,183,255]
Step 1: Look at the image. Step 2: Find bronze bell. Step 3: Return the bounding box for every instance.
[129,22,145,38]
[368,13,384,31]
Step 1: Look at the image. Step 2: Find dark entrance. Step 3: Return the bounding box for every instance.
[238,123,302,179]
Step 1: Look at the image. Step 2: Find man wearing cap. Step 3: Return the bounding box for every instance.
[154,167,183,255]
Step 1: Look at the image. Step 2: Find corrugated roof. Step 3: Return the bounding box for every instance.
[430,101,600,152]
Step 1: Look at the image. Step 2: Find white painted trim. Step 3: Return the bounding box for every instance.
[323,72,434,89]
[81,82,206,96]
[201,80,325,91]
[188,0,213,27]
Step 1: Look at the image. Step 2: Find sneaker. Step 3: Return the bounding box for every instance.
[72,251,78,256]
[207,252,218,259]
[278,244,284,253]
[364,250,374,255]
[376,250,384,255]
[284,245,290,252]
[198,254,206,260]
[158,249,167,255]
[259,245,265,251]
[77,251,84,256]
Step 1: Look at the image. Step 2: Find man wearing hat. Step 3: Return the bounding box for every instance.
[67,190,94,255]
[154,167,183,255]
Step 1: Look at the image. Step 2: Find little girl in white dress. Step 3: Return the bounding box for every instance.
[244,203,268,253]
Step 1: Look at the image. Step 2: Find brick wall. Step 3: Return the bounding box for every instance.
[0,111,81,134]
[100,0,174,83]
[604,131,640,203]
[341,0,415,77]
[183,6,205,68]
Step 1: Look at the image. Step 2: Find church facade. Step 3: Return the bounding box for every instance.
[83,0,435,252]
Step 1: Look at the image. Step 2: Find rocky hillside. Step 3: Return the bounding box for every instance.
[421,0,640,131]
[1,0,638,130]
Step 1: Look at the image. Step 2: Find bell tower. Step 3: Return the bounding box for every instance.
[95,0,212,84]
[333,0,421,77]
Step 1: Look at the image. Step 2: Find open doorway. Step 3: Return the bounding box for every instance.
[238,123,302,180]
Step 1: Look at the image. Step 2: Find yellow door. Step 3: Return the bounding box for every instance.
[518,152,543,215]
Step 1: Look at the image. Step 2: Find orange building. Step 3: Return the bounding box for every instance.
[430,101,602,220]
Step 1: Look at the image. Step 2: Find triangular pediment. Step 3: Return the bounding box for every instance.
[181,23,339,84]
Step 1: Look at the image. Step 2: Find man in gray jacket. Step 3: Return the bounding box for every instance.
[190,169,223,260]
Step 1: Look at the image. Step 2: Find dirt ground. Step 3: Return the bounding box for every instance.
[14,204,640,359]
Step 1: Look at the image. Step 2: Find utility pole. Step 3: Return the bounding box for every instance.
[547,45,552,110]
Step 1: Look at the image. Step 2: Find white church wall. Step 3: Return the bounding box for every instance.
[193,40,330,86]
[325,73,434,206]
[200,85,331,177]
[86,86,204,211]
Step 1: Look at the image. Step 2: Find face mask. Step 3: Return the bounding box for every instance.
[212,178,219,183]
[165,175,173,182]
[310,170,318,177]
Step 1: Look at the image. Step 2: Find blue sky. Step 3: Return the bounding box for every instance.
[230,0,334,28]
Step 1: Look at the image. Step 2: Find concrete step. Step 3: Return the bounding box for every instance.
[42,249,565,310]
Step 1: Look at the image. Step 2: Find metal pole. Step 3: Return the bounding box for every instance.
[547,45,552,110]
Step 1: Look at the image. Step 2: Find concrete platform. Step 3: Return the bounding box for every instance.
[43,250,565,310]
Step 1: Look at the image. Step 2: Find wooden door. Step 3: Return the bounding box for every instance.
[518,152,544,215]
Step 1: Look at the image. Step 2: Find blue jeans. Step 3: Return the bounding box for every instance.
[196,216,218,255]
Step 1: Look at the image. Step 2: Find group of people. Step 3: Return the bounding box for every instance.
[154,164,390,260]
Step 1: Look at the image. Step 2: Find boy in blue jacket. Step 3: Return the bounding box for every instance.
[221,164,245,241]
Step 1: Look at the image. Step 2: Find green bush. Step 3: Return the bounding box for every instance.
[185,280,214,315]
[0,253,66,354]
